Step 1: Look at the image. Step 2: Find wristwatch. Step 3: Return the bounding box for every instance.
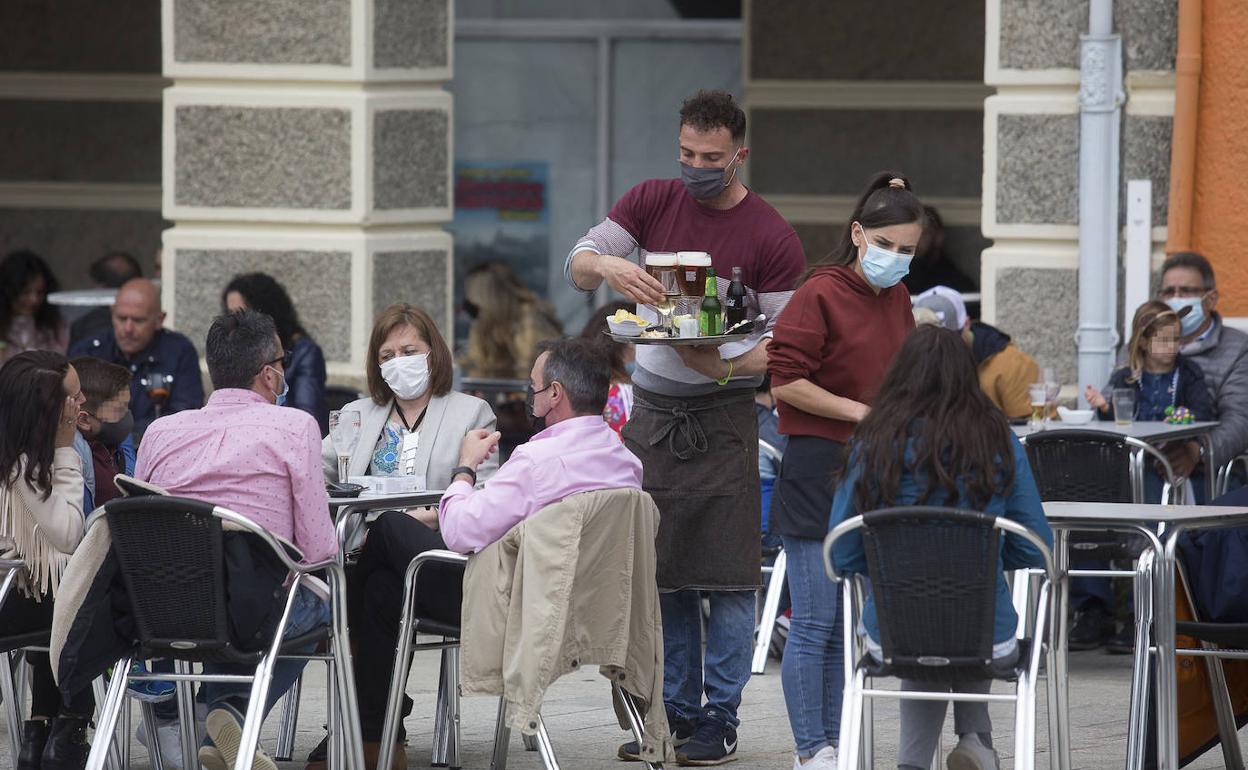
[450,465,477,486]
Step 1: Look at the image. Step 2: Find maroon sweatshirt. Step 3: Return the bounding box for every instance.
[768,265,915,442]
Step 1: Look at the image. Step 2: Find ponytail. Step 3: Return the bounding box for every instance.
[802,170,926,283]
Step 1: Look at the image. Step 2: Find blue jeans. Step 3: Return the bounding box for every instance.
[203,585,331,716]
[779,536,844,758]
[660,589,754,728]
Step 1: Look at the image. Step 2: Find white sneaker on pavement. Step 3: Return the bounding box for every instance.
[946,733,1000,770]
[792,744,839,769]
[136,718,185,770]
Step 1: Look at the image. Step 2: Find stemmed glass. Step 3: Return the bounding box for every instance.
[655,269,680,335]
[1043,367,1061,428]
[328,410,361,483]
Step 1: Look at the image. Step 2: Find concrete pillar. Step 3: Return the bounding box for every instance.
[982,0,1176,384]
[161,0,453,386]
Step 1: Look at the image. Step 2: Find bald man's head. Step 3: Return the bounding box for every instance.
[111,278,164,357]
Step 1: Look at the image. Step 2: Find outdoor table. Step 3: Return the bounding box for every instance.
[1015,421,1219,500]
[1042,501,1248,770]
[333,491,446,553]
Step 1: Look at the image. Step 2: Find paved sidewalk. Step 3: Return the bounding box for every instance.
[1,647,1243,769]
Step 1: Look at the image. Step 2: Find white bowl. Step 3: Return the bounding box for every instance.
[1057,406,1096,425]
[607,318,644,337]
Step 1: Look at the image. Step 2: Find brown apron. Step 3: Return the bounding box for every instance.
[623,386,760,592]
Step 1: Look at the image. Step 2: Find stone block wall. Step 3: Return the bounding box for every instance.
[161,0,455,385]
[982,0,1176,385]
[0,2,165,286]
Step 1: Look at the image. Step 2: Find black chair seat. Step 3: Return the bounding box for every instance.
[415,618,460,638]
[860,638,1031,683]
[0,630,51,653]
[1176,621,1248,649]
[138,625,332,665]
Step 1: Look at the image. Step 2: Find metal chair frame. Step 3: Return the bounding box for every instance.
[752,439,786,675]
[81,501,365,770]
[1217,453,1248,497]
[823,509,1059,770]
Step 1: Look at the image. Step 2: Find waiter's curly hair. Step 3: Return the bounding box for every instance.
[679,90,746,143]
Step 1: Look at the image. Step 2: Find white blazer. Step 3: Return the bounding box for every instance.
[321,391,499,491]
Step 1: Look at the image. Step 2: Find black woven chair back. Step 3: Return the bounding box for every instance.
[1022,430,1136,554]
[104,496,236,662]
[861,507,1001,683]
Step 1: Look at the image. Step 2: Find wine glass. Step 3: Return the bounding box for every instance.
[328,410,361,483]
[655,269,680,334]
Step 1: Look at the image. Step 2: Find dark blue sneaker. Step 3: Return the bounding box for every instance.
[676,710,737,766]
[617,706,697,761]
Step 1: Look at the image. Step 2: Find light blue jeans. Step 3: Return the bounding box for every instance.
[661,589,755,728]
[779,535,844,758]
[203,585,331,716]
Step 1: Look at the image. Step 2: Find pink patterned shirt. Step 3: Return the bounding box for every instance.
[438,415,643,553]
[134,389,336,563]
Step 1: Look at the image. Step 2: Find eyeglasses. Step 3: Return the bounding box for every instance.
[263,350,292,371]
[1159,285,1208,299]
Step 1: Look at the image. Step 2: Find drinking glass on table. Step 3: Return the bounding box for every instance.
[655,269,680,334]
[1112,389,1136,426]
[146,372,171,419]
[1028,383,1047,431]
[328,409,361,483]
[1043,370,1061,428]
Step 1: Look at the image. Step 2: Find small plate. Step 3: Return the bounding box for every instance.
[606,318,645,337]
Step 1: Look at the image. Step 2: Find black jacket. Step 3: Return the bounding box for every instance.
[286,336,328,436]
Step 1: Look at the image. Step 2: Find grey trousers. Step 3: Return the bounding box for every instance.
[896,678,994,769]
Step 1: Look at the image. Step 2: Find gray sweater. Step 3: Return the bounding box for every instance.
[1181,314,1248,466]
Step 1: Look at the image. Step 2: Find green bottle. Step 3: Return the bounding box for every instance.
[699,268,723,336]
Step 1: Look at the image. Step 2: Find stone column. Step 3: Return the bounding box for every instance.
[982,0,1176,383]
[161,0,453,386]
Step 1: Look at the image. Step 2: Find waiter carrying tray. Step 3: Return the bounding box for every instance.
[566,90,804,765]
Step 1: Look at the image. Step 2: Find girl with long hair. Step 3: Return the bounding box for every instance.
[0,351,93,770]
[829,325,1052,770]
[460,262,562,380]
[578,300,636,433]
[766,172,923,769]
[0,251,68,365]
[223,272,329,434]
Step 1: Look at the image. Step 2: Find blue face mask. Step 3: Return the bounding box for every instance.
[1166,297,1206,337]
[856,224,912,289]
[268,365,290,406]
[624,360,637,376]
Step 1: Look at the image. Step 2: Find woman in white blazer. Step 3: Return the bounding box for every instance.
[311,304,500,767]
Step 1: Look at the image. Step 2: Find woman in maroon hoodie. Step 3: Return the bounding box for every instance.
[766,171,923,768]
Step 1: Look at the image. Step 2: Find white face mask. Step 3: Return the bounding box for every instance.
[380,353,431,400]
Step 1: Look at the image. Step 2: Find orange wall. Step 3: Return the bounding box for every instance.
[1190,0,1248,314]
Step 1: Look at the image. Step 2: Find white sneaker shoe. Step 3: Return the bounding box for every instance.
[946,733,1000,770]
[792,745,839,769]
[136,718,186,770]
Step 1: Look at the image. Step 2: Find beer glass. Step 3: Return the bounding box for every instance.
[1112,389,1136,426]
[329,409,362,483]
[644,252,677,283]
[146,372,171,419]
[1028,383,1046,431]
[677,251,711,298]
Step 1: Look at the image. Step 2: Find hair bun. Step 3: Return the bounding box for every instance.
[888,177,907,190]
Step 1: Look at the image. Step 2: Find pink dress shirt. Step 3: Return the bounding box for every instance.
[438,415,643,553]
[134,389,337,563]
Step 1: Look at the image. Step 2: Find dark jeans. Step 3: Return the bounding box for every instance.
[1,591,93,718]
[349,511,462,742]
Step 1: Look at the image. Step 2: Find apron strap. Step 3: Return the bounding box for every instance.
[635,396,719,461]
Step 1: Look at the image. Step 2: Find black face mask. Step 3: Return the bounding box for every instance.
[94,410,135,448]
[525,383,552,432]
[463,300,480,319]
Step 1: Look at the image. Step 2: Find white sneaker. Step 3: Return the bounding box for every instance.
[793,745,839,769]
[136,718,186,770]
[946,733,1000,770]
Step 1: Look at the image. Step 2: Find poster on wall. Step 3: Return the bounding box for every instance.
[449,160,550,349]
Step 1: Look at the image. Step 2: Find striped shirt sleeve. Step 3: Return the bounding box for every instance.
[564,218,640,292]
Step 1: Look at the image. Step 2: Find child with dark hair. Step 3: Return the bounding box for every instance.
[70,357,136,511]
[0,250,68,365]
[578,301,636,434]
[830,325,1052,770]
[766,171,924,769]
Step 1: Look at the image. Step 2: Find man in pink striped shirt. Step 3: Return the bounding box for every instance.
[136,310,333,770]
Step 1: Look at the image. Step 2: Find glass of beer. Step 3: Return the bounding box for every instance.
[1028,383,1046,431]
[677,252,712,298]
[644,252,678,284]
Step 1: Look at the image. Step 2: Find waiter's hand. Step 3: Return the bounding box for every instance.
[458,429,501,470]
[674,345,731,380]
[1162,439,1201,478]
[598,256,665,305]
